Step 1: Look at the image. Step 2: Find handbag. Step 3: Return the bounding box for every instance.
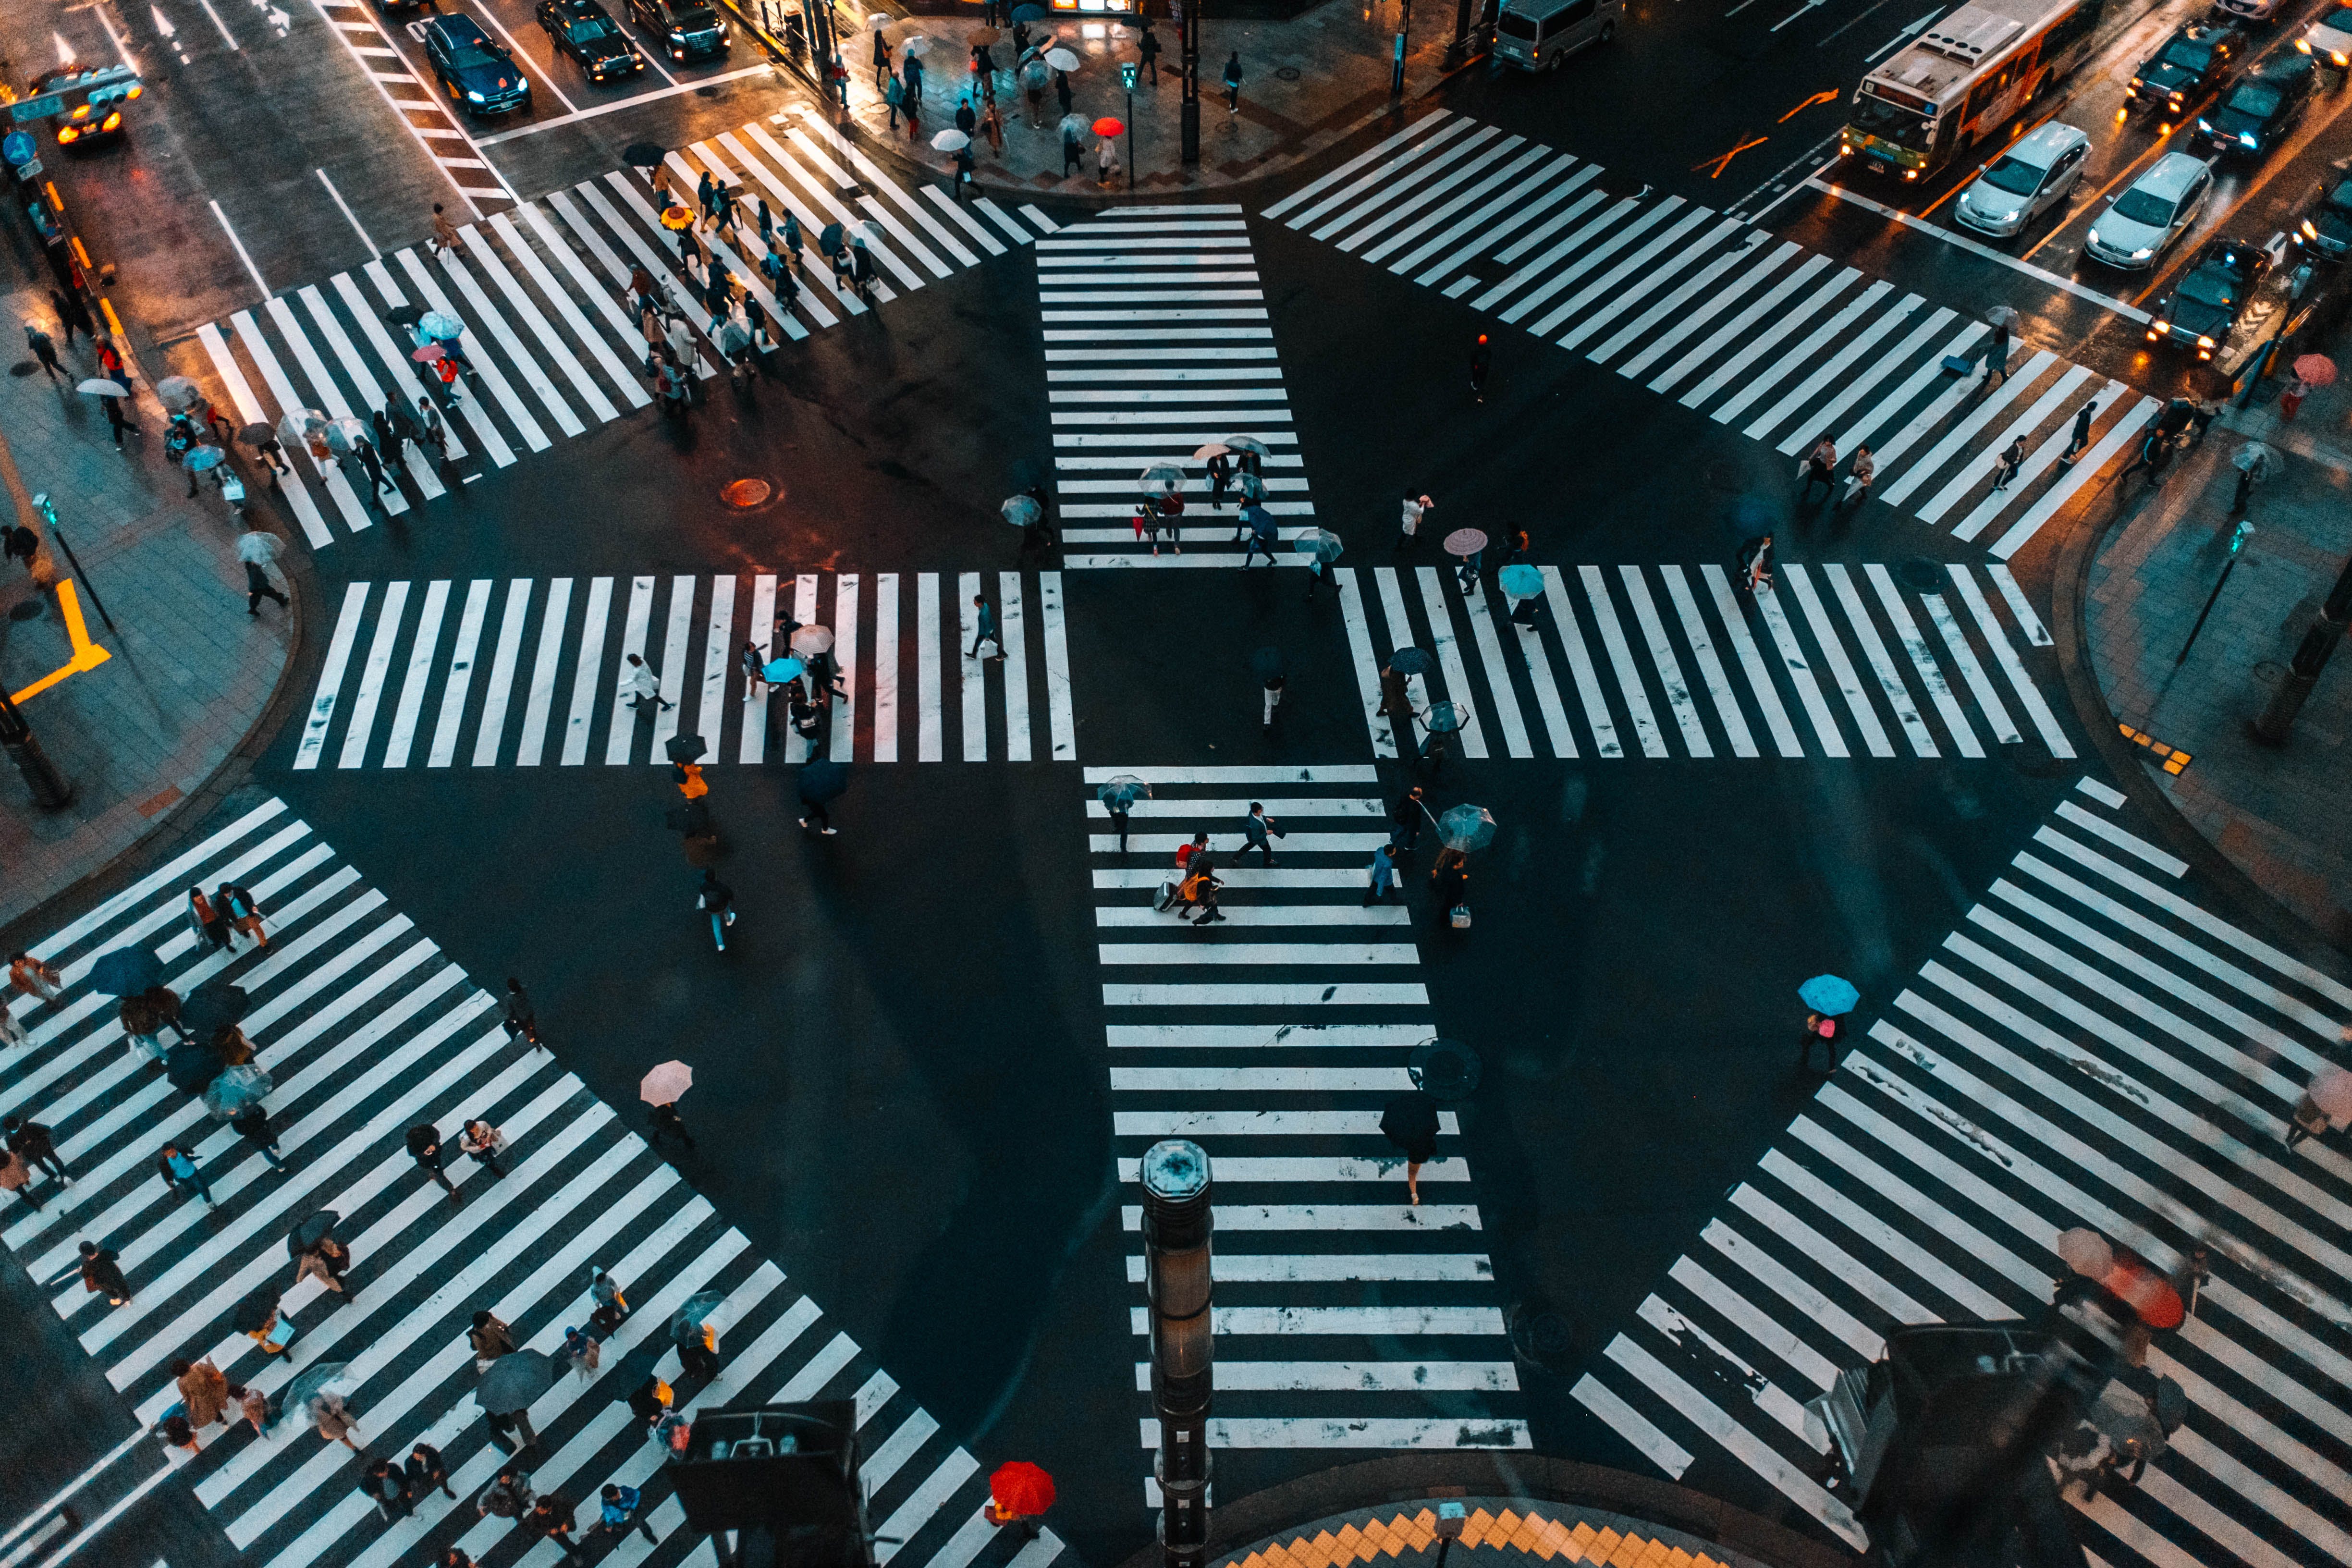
[1450,905,1471,929]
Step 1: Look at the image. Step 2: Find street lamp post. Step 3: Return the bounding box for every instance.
[1393,0,1411,97]
[1141,1139,1212,1568]
[1178,0,1200,166]
[0,686,73,809]
[2175,518,2253,668]
[1121,61,1137,191]
[2253,541,2352,743]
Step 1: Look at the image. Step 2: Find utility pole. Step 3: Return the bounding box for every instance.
[1393,0,1411,97]
[1140,1140,1212,1568]
[1121,61,1138,190]
[0,687,74,809]
[2253,542,2352,743]
[1178,0,1200,166]
[2175,518,2253,668]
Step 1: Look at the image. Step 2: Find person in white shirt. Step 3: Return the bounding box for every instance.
[1398,492,1431,551]
[622,654,672,712]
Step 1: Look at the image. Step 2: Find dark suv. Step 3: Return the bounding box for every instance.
[422,14,530,115]
[2127,22,2247,116]
[537,0,644,82]
[625,0,727,61]
[2149,238,2271,358]
[2293,160,2352,262]
[2198,54,2315,157]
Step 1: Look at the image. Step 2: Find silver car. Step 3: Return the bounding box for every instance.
[2084,152,2213,270]
[1955,122,2091,239]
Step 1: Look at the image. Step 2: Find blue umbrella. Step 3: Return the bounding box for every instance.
[1010,2,1048,16]
[184,444,227,473]
[762,657,804,683]
[1799,974,1860,1015]
[1240,502,1274,536]
[1387,647,1436,676]
[89,946,166,996]
[419,310,464,340]
[1498,564,1542,599]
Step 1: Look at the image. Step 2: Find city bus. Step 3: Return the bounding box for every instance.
[1839,0,2107,183]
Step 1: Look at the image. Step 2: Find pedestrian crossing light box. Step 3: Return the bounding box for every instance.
[673,1400,869,1558]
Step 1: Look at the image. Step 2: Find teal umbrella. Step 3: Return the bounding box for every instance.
[1097,775,1150,808]
[1499,564,1542,598]
[203,1064,273,1121]
[1293,528,1343,564]
[762,657,804,683]
[1800,975,1860,1015]
[1437,805,1495,853]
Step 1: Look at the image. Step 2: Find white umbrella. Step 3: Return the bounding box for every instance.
[1044,46,1079,70]
[76,378,129,397]
[931,129,970,151]
[790,625,834,656]
[867,11,890,28]
[2055,1227,2111,1278]
[901,35,932,56]
[1192,441,1231,460]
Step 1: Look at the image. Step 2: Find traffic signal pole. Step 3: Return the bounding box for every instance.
[2254,542,2352,743]
[1140,1140,1212,1568]
[1178,0,1200,166]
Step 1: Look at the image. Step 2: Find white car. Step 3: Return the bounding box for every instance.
[2300,0,2352,66]
[2084,152,2213,270]
[2214,0,2284,20]
[1955,122,2091,238]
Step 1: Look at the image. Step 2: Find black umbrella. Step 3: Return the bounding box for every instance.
[231,1284,282,1334]
[818,222,845,256]
[90,947,166,996]
[1387,647,1436,676]
[609,1346,666,1402]
[1408,1037,1483,1102]
[1250,647,1286,680]
[1379,1091,1441,1164]
[165,1040,223,1093]
[178,978,251,1042]
[797,758,849,804]
[665,733,708,763]
[664,799,714,836]
[621,142,666,168]
[383,304,425,328]
[286,1211,339,1257]
[476,1349,561,1415]
[1010,2,1048,16]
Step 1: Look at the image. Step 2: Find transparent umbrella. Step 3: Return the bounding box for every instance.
[1437,804,1496,853]
[1292,528,1343,564]
[1422,700,1470,734]
[155,375,202,411]
[1002,494,1041,527]
[185,445,227,473]
[931,129,971,152]
[1059,112,1089,140]
[1235,471,1266,501]
[1044,46,1079,69]
[1138,462,1184,491]
[1097,774,1151,808]
[1220,434,1270,456]
[203,1064,274,1121]
[323,417,367,457]
[419,310,465,340]
[283,1361,353,1422]
[277,409,327,446]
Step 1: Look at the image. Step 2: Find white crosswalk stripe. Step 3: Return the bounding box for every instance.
[291,571,1076,770]
[1081,766,1528,1477]
[1039,207,1322,572]
[190,106,1054,548]
[1332,562,2070,762]
[0,801,1067,1568]
[1270,110,2162,562]
[1568,777,2352,1568]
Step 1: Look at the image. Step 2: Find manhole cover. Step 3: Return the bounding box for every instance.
[1508,1302,1576,1370]
[1899,557,1947,594]
[723,478,772,509]
[1274,65,1300,80]
[1408,1037,1482,1100]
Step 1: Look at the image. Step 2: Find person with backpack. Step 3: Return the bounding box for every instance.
[216,881,266,949]
[697,869,736,951]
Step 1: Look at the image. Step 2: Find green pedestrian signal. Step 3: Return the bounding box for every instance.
[1120,62,1138,90]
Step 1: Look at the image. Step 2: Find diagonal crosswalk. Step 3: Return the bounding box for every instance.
[1569,775,2352,1568]
[0,799,1067,1568]
[293,570,1077,770]
[194,105,1058,550]
[1332,561,2070,762]
[1040,206,1320,572]
[1082,765,1528,1488]
[1265,111,2159,564]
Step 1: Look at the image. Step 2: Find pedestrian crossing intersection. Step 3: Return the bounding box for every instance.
[1334,561,2072,762]
[293,570,1075,771]
[192,104,1057,550]
[1265,111,2160,564]
[1036,206,1321,572]
[1569,776,2352,1568]
[1081,765,1529,1479]
[1,798,1066,1568]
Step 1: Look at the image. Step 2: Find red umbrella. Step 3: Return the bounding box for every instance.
[2101,1257,2183,1330]
[1092,116,1124,137]
[2291,354,2336,388]
[989,1461,1055,1516]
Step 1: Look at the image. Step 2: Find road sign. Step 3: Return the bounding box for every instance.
[8,94,64,123]
[1,129,34,165]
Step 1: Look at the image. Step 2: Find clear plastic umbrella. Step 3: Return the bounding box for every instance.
[1002,494,1041,527]
[323,417,367,457]
[1059,112,1089,139]
[789,625,834,657]
[901,34,933,55]
[2232,442,2278,477]
[1292,528,1343,564]
[76,378,129,397]
[155,375,202,411]
[203,1064,273,1121]
[867,11,890,27]
[283,1361,352,1421]
[670,1289,729,1338]
[1984,305,2021,331]
[1097,774,1150,808]
[276,409,324,447]
[185,445,227,473]
[1437,804,1496,853]
[1235,471,1266,501]
[1422,700,1469,734]
[1044,46,1079,69]
[419,310,465,340]
[1220,434,1270,456]
[1138,462,1184,491]
[931,129,971,151]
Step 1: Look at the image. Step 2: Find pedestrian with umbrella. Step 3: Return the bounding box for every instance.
[2231,442,2278,514]
[1798,974,1859,1072]
[1296,527,1342,601]
[1381,1090,1441,1206]
[987,1461,1054,1542]
[1365,842,1398,906]
[1431,845,1470,930]
[293,1236,350,1298]
[1419,700,1469,773]
[643,1060,697,1151]
[231,1103,286,1168]
[1241,502,1279,567]
[476,1350,558,1446]
[238,1291,297,1360]
[407,1122,461,1203]
[2280,354,2333,420]
[2285,1052,2352,1148]
[1099,775,1148,851]
[1499,564,1544,627]
[673,1288,727,1379]
[1444,528,1488,595]
[694,867,737,949]
[799,757,848,836]
[1061,120,1083,177]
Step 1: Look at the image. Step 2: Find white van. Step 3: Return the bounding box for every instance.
[1493,0,1623,72]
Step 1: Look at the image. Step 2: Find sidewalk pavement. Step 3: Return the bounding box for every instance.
[832,2,1461,198]
[0,268,298,942]
[2083,348,2352,950]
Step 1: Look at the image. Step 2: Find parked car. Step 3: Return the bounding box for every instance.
[2126,22,2248,116]
[537,0,644,82]
[2299,0,2352,67]
[2292,160,2352,261]
[2083,152,2212,270]
[2148,238,2270,358]
[625,0,728,61]
[1491,0,1624,72]
[422,14,529,115]
[2197,55,2315,158]
[1954,121,2090,238]
[2212,0,2285,23]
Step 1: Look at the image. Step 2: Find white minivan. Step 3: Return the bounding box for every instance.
[1493,0,1624,72]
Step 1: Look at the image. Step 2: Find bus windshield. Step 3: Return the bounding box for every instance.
[1850,92,1932,150]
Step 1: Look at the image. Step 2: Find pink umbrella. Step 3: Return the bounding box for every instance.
[2308,1064,2352,1124]
[1442,528,1488,557]
[2291,354,2336,388]
[640,1061,693,1104]
[411,343,446,363]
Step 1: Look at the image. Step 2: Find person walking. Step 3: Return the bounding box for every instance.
[77,1240,132,1305]
[429,204,464,257]
[174,1357,232,1434]
[294,1241,349,1296]
[0,991,25,1050]
[469,1309,517,1363]
[237,526,290,615]
[2284,1059,2350,1148]
[1054,67,1073,118]
[696,868,736,949]
[407,1123,461,1202]
[1242,505,1279,567]
[1138,19,1161,83]
[231,1104,286,1168]
[2058,399,2098,466]
[1381,1091,1440,1206]
[1390,785,1428,852]
[1204,450,1233,513]
[459,1119,508,1177]
[1398,491,1430,551]
[1799,436,1838,502]
[590,1264,631,1324]
[1738,532,1774,592]
[2231,443,2275,514]
[622,653,672,712]
[246,1307,298,1360]
[970,593,1005,660]
[600,1483,659,1545]
[1990,434,2027,493]
[186,884,233,954]
[24,320,62,380]
[0,1148,44,1213]
[50,287,94,346]
[983,99,1004,157]
[100,389,134,452]
[10,952,61,1004]
[217,880,266,949]
[872,22,891,87]
[5,1115,67,1183]
[1981,319,2011,387]
[1470,334,1491,403]
[649,1098,698,1152]
[232,1383,270,1436]
[532,1494,588,1567]
[1430,848,1469,929]
[361,1458,414,1523]
[1181,848,1226,926]
[1241,803,1284,865]
[1365,842,1398,906]
[559,1324,600,1378]
[476,1466,536,1519]
[1061,126,1083,178]
[503,978,541,1049]
[158,1142,217,1208]
[675,1317,720,1379]
[1262,672,1286,729]
[1840,445,1874,510]
[481,1406,538,1457]
[414,396,455,478]
[1798,1009,1842,1072]
[408,1442,456,1502]
[311,1390,364,1453]
[1222,51,1242,113]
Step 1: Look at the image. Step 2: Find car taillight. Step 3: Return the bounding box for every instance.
[56,125,78,143]
[100,110,121,131]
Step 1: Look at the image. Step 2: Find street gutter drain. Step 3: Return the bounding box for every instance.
[724,478,772,509]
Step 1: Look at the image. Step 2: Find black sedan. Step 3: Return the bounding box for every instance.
[2197,55,2315,158]
[422,14,530,116]
[2148,239,2270,359]
[2293,160,2352,262]
[537,0,645,82]
[625,0,728,61]
[2126,22,2247,117]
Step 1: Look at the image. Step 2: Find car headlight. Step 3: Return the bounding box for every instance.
[2241,132,2259,146]
[2306,220,2321,238]
[2197,335,2215,348]
[669,27,685,37]
[2087,227,2100,245]
[2298,38,2313,51]
[468,89,485,100]
[2197,119,2212,130]
[2132,247,2155,260]
[2336,50,2350,66]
